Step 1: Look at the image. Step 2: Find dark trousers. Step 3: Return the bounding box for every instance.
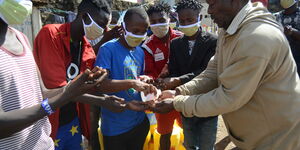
[103,117,150,150]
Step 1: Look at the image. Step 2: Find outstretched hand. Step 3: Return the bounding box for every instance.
[103,95,126,113]
[150,99,175,113]
[64,67,108,98]
[126,100,149,112]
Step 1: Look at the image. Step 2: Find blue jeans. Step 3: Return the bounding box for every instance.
[182,116,218,150]
[55,117,82,150]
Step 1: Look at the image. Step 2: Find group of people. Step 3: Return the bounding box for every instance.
[1,0,300,150]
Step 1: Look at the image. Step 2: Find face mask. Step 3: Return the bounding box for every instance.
[170,22,177,29]
[178,16,201,37]
[82,13,104,40]
[109,24,118,29]
[150,22,170,38]
[0,0,32,25]
[123,23,147,48]
[280,0,297,9]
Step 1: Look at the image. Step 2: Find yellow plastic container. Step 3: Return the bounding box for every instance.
[97,128,104,150]
[153,126,181,150]
[143,131,152,150]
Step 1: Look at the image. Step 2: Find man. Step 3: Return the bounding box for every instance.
[0,0,126,149]
[95,7,155,150]
[275,0,300,75]
[34,0,146,149]
[154,0,300,149]
[142,3,183,150]
[157,0,218,150]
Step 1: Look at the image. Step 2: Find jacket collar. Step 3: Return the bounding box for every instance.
[226,1,252,35]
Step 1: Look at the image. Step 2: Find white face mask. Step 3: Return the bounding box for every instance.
[0,0,32,25]
[178,16,201,37]
[123,23,147,48]
[150,22,170,38]
[170,22,177,29]
[280,0,297,9]
[82,13,104,40]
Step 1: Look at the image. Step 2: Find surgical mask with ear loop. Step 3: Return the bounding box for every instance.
[0,0,32,25]
[122,23,147,48]
[170,22,177,29]
[178,16,201,37]
[150,21,170,38]
[82,13,104,40]
[280,0,297,9]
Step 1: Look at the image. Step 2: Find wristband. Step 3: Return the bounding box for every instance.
[41,98,55,115]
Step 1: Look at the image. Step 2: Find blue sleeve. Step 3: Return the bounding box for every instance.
[94,45,112,71]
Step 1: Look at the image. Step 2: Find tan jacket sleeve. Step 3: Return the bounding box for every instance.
[173,56,269,117]
[176,53,218,96]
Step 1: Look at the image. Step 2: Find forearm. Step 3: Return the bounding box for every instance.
[75,94,106,107]
[0,92,70,139]
[95,79,135,93]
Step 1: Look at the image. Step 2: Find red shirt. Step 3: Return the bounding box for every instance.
[33,23,95,140]
[142,28,182,79]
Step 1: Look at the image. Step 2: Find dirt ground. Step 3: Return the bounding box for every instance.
[216,116,237,150]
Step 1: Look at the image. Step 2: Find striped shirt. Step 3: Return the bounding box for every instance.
[0,28,54,150]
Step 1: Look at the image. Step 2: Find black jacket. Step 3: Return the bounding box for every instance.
[168,31,217,84]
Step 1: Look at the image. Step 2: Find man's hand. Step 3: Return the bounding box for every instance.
[101,26,123,42]
[150,99,175,113]
[103,95,126,113]
[158,90,176,100]
[284,25,296,36]
[139,75,154,84]
[155,77,181,90]
[132,80,157,95]
[64,67,108,98]
[126,100,149,111]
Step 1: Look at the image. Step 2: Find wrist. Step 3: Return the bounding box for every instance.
[175,88,181,96]
[41,98,55,115]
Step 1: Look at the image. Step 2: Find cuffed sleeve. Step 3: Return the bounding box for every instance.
[174,56,269,117]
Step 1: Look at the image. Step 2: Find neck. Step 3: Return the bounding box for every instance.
[187,29,200,41]
[70,19,84,42]
[119,35,134,50]
[159,29,171,43]
[0,21,8,46]
[284,5,297,15]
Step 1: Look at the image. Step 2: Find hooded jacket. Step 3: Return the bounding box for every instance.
[173,2,300,150]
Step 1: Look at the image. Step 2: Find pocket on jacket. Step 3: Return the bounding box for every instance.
[228,128,248,149]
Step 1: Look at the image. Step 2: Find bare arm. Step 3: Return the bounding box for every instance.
[0,92,71,139]
[0,67,107,139]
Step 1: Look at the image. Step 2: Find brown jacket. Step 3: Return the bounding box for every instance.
[173,3,300,150]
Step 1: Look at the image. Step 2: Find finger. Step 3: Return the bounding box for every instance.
[78,69,91,83]
[91,66,101,73]
[94,72,108,88]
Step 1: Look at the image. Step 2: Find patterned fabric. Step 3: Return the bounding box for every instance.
[0,28,54,150]
[275,8,300,31]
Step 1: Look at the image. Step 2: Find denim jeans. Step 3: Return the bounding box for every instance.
[182,116,218,150]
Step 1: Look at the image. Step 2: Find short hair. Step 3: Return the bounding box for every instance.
[78,0,111,15]
[112,10,120,20]
[147,2,171,16]
[124,7,149,23]
[175,0,203,13]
